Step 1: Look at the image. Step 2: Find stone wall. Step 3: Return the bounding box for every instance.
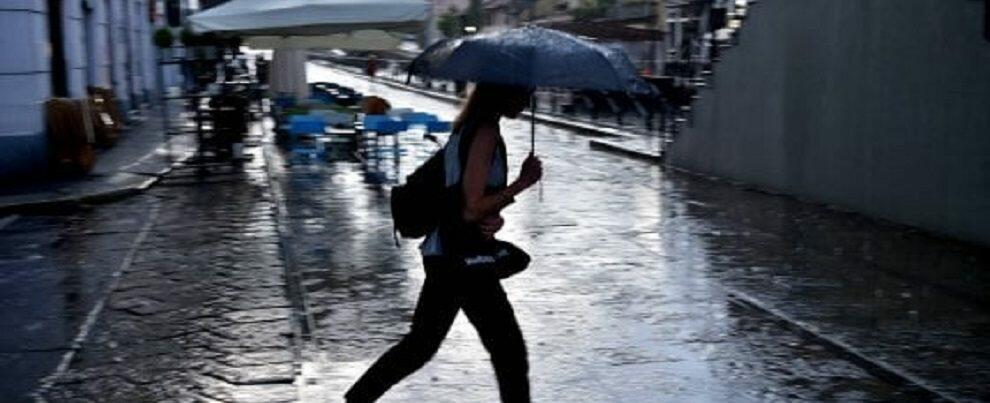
[0,0,157,178]
[668,0,990,245]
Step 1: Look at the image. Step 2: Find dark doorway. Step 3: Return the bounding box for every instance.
[83,0,97,86]
[984,0,989,42]
[47,0,68,97]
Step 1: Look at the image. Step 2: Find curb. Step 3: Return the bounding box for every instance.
[0,156,188,215]
[589,139,663,164]
[727,290,959,402]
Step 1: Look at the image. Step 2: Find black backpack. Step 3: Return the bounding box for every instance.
[390,148,452,239]
[390,122,504,241]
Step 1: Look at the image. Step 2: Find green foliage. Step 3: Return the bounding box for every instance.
[179,26,197,46]
[464,0,484,29]
[437,7,462,37]
[153,28,174,48]
[437,0,486,38]
[569,0,615,21]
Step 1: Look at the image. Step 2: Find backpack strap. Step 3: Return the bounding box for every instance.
[455,118,507,187]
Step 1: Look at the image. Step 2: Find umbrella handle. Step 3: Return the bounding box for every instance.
[530,94,543,202]
[530,95,536,154]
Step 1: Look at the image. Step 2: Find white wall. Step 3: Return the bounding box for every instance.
[0,0,52,176]
[109,0,131,106]
[668,0,990,245]
[94,0,114,87]
[0,0,160,178]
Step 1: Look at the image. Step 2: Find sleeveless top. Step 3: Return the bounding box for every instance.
[420,122,508,256]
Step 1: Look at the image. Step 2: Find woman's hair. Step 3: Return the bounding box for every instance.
[453,83,533,133]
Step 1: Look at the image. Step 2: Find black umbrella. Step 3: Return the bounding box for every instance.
[408,26,657,151]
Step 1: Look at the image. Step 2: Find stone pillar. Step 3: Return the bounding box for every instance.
[91,0,112,87]
[63,0,88,97]
[127,0,147,105]
[0,0,53,177]
[140,0,157,101]
[107,0,131,108]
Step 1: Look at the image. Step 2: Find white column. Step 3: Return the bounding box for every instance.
[0,0,53,176]
[139,0,156,100]
[63,0,87,97]
[92,0,112,87]
[109,0,131,107]
[127,0,146,104]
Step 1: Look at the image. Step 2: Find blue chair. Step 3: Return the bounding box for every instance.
[363,116,408,134]
[425,121,452,133]
[288,115,327,157]
[309,91,335,105]
[362,115,390,130]
[273,96,296,109]
[289,115,326,134]
[400,112,439,124]
[375,120,408,134]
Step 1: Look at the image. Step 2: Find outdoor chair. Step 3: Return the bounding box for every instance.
[425,121,451,133]
[400,112,439,124]
[362,115,407,134]
[387,108,414,118]
[272,96,296,109]
[310,110,354,127]
[288,115,328,157]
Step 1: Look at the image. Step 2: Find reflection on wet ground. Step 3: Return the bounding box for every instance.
[286,66,987,401]
[0,203,152,399]
[0,64,985,402]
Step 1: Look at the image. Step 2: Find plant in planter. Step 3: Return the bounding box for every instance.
[180,26,198,47]
[153,27,174,49]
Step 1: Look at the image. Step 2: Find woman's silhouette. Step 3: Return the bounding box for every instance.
[346,84,542,403]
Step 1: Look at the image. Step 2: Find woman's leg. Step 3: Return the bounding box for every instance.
[462,277,530,403]
[345,260,461,402]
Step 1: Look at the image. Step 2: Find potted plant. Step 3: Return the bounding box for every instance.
[179,26,198,47]
[153,27,174,49]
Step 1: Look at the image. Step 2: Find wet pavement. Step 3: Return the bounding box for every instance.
[0,108,197,212]
[0,64,987,402]
[292,66,987,401]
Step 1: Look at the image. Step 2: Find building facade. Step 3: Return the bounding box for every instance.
[0,0,160,179]
[668,0,990,245]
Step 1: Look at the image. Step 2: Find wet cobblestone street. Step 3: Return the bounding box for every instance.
[35,154,297,402]
[0,65,987,402]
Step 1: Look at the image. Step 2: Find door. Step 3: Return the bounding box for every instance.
[47,0,68,97]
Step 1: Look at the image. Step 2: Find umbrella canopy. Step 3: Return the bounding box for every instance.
[188,0,429,37]
[244,29,402,50]
[407,26,656,95]
[537,21,664,42]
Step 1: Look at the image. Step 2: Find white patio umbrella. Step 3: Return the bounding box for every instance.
[244,29,403,50]
[188,0,428,37]
[189,0,428,98]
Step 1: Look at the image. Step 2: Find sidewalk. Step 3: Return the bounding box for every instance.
[0,108,195,213]
[0,117,301,401]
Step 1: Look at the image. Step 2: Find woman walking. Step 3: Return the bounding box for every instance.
[345,83,543,403]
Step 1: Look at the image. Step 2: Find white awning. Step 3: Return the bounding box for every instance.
[189,0,429,37]
[244,30,403,50]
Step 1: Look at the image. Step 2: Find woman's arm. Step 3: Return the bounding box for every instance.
[461,125,528,223]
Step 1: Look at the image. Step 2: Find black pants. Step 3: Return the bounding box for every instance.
[345,256,530,402]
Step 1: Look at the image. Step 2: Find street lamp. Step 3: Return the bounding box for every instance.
[464,26,477,34]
